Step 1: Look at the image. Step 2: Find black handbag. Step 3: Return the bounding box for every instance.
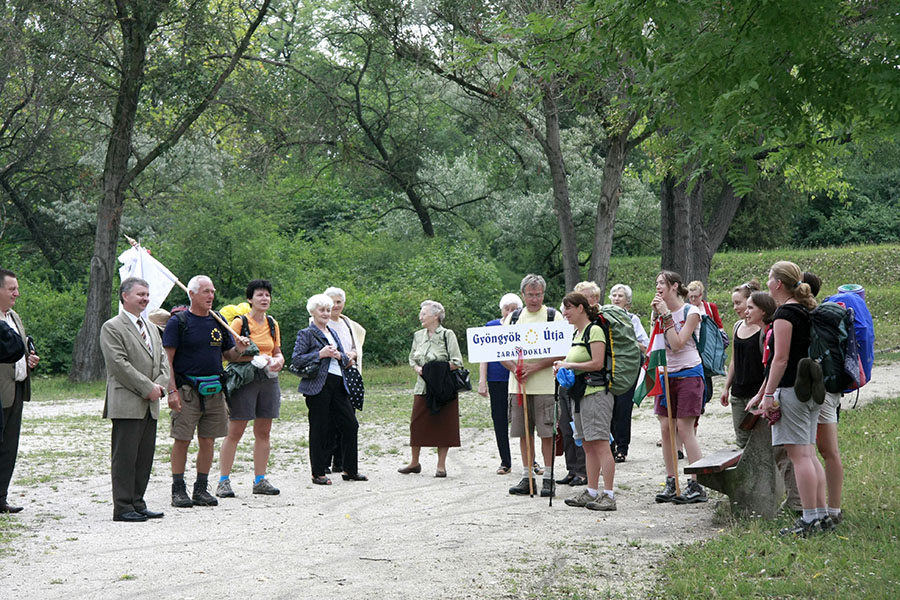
[344,365,365,410]
[452,366,472,392]
[289,359,320,379]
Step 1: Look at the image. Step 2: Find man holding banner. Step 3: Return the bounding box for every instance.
[501,274,565,498]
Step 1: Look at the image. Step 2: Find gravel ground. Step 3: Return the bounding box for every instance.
[1,363,896,599]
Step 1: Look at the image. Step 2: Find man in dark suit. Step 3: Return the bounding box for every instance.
[100,277,170,522]
[0,268,40,514]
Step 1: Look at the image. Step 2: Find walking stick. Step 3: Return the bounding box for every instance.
[517,349,535,497]
[662,364,681,496]
[549,379,559,507]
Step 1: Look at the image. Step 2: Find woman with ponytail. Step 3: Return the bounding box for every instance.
[748,261,828,536]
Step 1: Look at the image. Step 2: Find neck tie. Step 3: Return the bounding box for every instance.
[137,318,152,352]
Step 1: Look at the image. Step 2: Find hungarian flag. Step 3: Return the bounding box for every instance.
[634,320,667,406]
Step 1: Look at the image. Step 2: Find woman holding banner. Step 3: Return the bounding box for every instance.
[554,292,617,511]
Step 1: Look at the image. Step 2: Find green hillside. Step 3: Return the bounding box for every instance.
[608,244,898,351]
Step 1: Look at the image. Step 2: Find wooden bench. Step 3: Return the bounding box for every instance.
[684,417,783,518]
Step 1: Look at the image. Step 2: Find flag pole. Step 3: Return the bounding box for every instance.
[123,235,235,337]
[662,364,681,497]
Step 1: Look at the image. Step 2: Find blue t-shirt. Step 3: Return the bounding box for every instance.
[162,311,235,376]
[484,319,510,382]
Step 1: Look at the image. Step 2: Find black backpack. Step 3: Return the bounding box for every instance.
[238,314,277,341]
[509,306,556,324]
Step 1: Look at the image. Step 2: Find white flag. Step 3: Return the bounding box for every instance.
[118,244,178,319]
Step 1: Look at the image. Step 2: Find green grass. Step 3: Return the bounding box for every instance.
[652,398,900,599]
[30,376,106,401]
[608,243,900,352]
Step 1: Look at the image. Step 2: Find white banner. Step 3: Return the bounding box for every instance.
[118,245,178,319]
[466,321,573,363]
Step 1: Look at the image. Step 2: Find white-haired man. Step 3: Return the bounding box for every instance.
[163,275,248,508]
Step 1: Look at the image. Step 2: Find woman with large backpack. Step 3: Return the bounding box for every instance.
[650,271,707,505]
[555,292,617,511]
[747,261,828,536]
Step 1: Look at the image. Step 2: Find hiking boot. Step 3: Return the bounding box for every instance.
[564,489,597,508]
[795,357,813,402]
[216,479,235,498]
[829,511,843,525]
[818,515,836,533]
[586,493,617,512]
[808,360,826,404]
[509,477,534,496]
[673,479,708,504]
[533,461,544,475]
[779,517,822,537]
[539,479,555,498]
[171,480,193,508]
[655,477,677,503]
[192,481,218,506]
[252,478,280,496]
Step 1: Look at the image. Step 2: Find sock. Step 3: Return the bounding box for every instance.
[522,467,530,477]
[604,489,614,499]
[586,488,599,498]
[816,507,827,520]
[172,473,184,482]
[802,508,817,523]
[255,474,265,484]
[827,506,842,517]
[196,472,208,486]
[219,475,230,482]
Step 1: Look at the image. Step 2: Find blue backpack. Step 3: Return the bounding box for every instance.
[682,305,727,376]
[822,292,874,391]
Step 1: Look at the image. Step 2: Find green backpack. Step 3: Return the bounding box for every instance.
[580,304,642,396]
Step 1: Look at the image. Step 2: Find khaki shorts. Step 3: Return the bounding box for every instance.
[817,391,841,425]
[771,387,820,446]
[170,385,228,440]
[508,393,555,439]
[573,391,614,443]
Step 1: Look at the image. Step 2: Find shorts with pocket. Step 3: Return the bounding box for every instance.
[508,393,555,438]
[653,376,704,419]
[228,378,281,420]
[170,385,228,440]
[572,390,614,443]
[817,391,840,425]
[772,386,821,446]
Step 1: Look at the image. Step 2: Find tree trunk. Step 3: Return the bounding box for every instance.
[70,1,163,381]
[588,131,628,296]
[660,168,745,289]
[541,91,579,290]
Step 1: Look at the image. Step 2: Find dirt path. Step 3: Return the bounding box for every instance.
[2,363,897,599]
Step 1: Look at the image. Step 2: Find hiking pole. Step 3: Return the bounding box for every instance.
[662,364,681,497]
[517,349,535,497]
[549,379,559,507]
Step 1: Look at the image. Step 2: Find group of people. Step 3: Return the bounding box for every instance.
[0,262,845,535]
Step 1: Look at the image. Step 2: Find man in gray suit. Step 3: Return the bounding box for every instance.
[0,268,40,514]
[100,277,170,522]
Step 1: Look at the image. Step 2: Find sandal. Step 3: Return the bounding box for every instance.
[614,452,626,463]
[312,475,332,486]
[496,465,511,475]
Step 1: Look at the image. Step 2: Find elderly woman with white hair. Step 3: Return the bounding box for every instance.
[478,293,523,474]
[608,283,650,463]
[399,300,464,478]
[322,286,366,474]
[291,294,366,486]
